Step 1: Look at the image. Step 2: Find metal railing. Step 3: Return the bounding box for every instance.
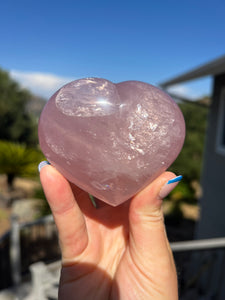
[0,214,60,290]
[171,237,225,299]
[171,237,225,252]
[1,215,225,299]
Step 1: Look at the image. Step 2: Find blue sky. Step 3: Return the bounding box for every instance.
[0,0,225,99]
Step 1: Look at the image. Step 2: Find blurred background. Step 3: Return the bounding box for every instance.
[0,0,225,299]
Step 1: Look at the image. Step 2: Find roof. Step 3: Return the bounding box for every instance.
[160,54,225,87]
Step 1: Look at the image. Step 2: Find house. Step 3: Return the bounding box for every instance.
[160,54,225,239]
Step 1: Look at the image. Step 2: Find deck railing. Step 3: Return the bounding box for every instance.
[0,214,60,290]
[171,237,225,299]
[1,215,225,299]
[171,237,225,252]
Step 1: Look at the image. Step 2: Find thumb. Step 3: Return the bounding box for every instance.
[129,172,182,263]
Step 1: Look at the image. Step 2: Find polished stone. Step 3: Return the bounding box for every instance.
[38,78,185,206]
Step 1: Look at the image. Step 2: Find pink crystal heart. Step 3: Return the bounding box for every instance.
[38,78,185,206]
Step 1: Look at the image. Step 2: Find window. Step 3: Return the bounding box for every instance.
[216,88,225,155]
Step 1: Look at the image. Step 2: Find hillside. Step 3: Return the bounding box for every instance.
[27,94,46,119]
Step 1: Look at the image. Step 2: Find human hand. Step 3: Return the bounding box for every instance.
[39,162,180,300]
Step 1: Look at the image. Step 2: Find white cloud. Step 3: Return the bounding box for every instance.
[10,70,75,99]
[166,84,197,100]
[9,69,211,101]
[165,78,212,101]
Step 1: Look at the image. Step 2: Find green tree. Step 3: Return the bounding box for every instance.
[0,68,38,146]
[170,101,208,182]
[0,140,44,190]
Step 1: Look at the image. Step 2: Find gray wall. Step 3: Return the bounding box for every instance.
[196,73,225,238]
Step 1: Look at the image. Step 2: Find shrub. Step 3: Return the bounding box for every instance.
[0,140,44,189]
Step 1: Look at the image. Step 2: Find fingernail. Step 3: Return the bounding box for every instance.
[38,160,51,172]
[159,175,182,199]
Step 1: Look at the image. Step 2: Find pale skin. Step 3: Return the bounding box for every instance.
[40,165,178,300]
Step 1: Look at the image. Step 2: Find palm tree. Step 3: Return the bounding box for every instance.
[0,140,44,190]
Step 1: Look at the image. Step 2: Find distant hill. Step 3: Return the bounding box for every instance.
[26,94,46,119]
[197,96,211,106]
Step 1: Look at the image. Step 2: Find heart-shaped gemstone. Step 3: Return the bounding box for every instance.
[38,78,185,206]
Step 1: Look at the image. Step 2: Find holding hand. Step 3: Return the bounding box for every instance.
[39,162,180,300]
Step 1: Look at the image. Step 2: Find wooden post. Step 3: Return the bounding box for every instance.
[10,215,21,287]
[29,262,48,300]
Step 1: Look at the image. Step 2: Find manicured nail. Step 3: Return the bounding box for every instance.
[38,161,51,172]
[159,175,182,199]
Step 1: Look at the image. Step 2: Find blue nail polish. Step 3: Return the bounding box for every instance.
[167,175,183,184]
[38,160,51,172]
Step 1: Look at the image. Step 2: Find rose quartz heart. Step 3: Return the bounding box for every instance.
[38,78,185,206]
